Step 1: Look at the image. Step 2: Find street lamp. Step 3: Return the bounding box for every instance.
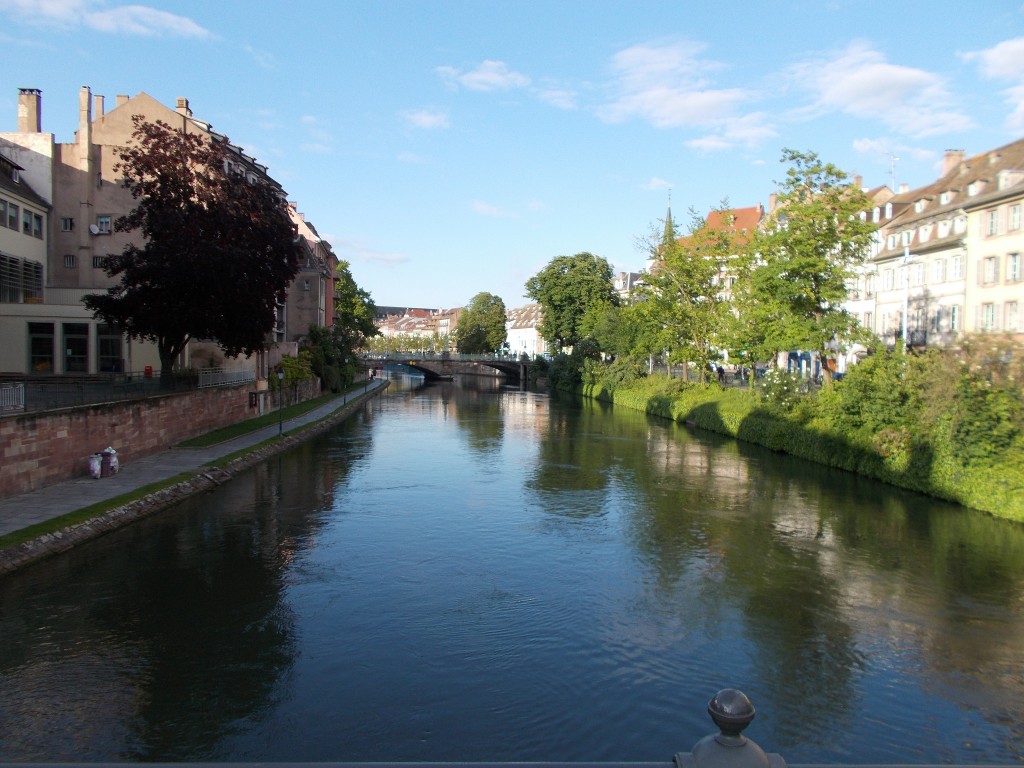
[277,365,285,435]
[900,247,913,353]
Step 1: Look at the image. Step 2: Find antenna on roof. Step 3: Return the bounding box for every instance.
[886,152,899,191]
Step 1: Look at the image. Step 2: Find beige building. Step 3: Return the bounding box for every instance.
[867,141,1024,348]
[0,148,50,373]
[0,86,319,378]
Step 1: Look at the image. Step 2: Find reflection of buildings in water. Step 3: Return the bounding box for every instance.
[498,392,550,437]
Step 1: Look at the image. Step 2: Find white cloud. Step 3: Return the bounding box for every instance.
[534,87,577,110]
[437,60,530,92]
[787,40,974,138]
[2,0,212,37]
[646,177,673,190]
[962,37,1024,80]
[397,151,429,164]
[962,37,1024,132]
[333,236,409,264]
[597,40,749,128]
[401,108,450,129]
[471,200,516,218]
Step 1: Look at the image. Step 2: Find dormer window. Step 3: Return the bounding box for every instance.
[940,191,952,205]
[914,200,925,213]
[885,202,893,218]
[901,230,912,246]
[872,207,880,223]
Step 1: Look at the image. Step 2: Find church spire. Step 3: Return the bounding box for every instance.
[661,189,675,248]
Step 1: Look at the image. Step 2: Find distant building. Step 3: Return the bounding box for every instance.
[506,303,547,358]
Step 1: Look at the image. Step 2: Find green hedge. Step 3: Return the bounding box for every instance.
[581,374,1024,522]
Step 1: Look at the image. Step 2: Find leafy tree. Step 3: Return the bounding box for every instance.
[84,117,299,385]
[525,252,619,350]
[635,205,737,382]
[455,292,507,353]
[741,149,875,386]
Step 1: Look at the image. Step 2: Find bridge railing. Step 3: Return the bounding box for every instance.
[360,352,535,363]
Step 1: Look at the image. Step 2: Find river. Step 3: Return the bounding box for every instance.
[1,373,1022,763]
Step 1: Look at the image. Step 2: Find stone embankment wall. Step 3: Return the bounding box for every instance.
[0,384,291,499]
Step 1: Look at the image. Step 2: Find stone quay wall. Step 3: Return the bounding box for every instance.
[0,384,266,500]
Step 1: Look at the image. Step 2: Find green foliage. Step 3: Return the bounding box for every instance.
[571,335,1024,522]
[455,292,507,353]
[738,149,875,385]
[525,252,619,350]
[756,367,807,412]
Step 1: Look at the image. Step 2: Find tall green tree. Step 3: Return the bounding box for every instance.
[84,117,300,385]
[739,149,876,386]
[636,206,736,381]
[304,261,377,390]
[525,252,619,350]
[455,292,507,354]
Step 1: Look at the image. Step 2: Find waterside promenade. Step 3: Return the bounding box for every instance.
[0,380,389,570]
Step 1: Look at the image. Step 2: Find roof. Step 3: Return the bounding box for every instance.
[0,149,49,209]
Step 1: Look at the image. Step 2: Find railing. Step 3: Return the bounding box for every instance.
[0,382,25,412]
[197,366,256,388]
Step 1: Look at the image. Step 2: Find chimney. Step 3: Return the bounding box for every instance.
[17,88,42,133]
[115,94,129,108]
[943,149,965,176]
[899,183,909,194]
[175,97,192,117]
[853,174,863,190]
[93,93,105,118]
[78,85,92,140]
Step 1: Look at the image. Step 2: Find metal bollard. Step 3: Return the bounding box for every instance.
[675,689,786,768]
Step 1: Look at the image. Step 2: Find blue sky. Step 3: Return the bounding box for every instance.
[3,1,1024,311]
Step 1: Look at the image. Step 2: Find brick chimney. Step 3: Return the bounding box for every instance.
[942,149,965,176]
[17,88,42,133]
[115,94,129,108]
[175,97,192,117]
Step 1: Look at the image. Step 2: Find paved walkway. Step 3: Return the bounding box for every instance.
[0,380,387,538]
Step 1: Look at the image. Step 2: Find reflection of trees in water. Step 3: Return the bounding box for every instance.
[0,430,362,760]
[531,394,1024,754]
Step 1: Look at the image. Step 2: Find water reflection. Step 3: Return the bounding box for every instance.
[0,380,1023,762]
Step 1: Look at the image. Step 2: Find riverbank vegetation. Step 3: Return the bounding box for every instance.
[543,336,1024,521]
[524,149,1023,521]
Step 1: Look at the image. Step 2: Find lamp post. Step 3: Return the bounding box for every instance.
[277,366,285,436]
[900,247,912,352]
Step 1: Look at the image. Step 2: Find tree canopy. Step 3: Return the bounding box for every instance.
[525,252,619,350]
[84,117,300,383]
[455,292,507,354]
[636,205,736,380]
[738,149,876,384]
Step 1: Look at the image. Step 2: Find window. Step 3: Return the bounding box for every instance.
[92,255,107,269]
[950,305,961,332]
[96,215,112,234]
[884,269,894,290]
[865,275,875,297]
[902,230,912,246]
[63,323,89,373]
[32,213,43,239]
[60,217,74,232]
[954,216,967,234]
[950,256,963,280]
[1007,302,1019,331]
[29,322,54,373]
[887,234,897,249]
[63,254,75,269]
[1008,253,1021,283]
[6,202,17,230]
[0,200,5,228]
[22,208,32,235]
[97,324,123,373]
[0,254,43,304]
[863,311,872,330]
[932,260,945,283]
[983,256,999,284]
[940,191,952,205]
[1011,205,1022,231]
[987,209,999,236]
[982,303,996,331]
[915,200,924,213]
[912,263,925,286]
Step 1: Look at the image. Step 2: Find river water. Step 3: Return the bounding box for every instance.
[1,374,1023,763]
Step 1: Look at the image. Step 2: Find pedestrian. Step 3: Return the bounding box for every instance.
[717,365,725,385]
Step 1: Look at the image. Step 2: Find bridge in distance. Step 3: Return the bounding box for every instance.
[360,352,531,384]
